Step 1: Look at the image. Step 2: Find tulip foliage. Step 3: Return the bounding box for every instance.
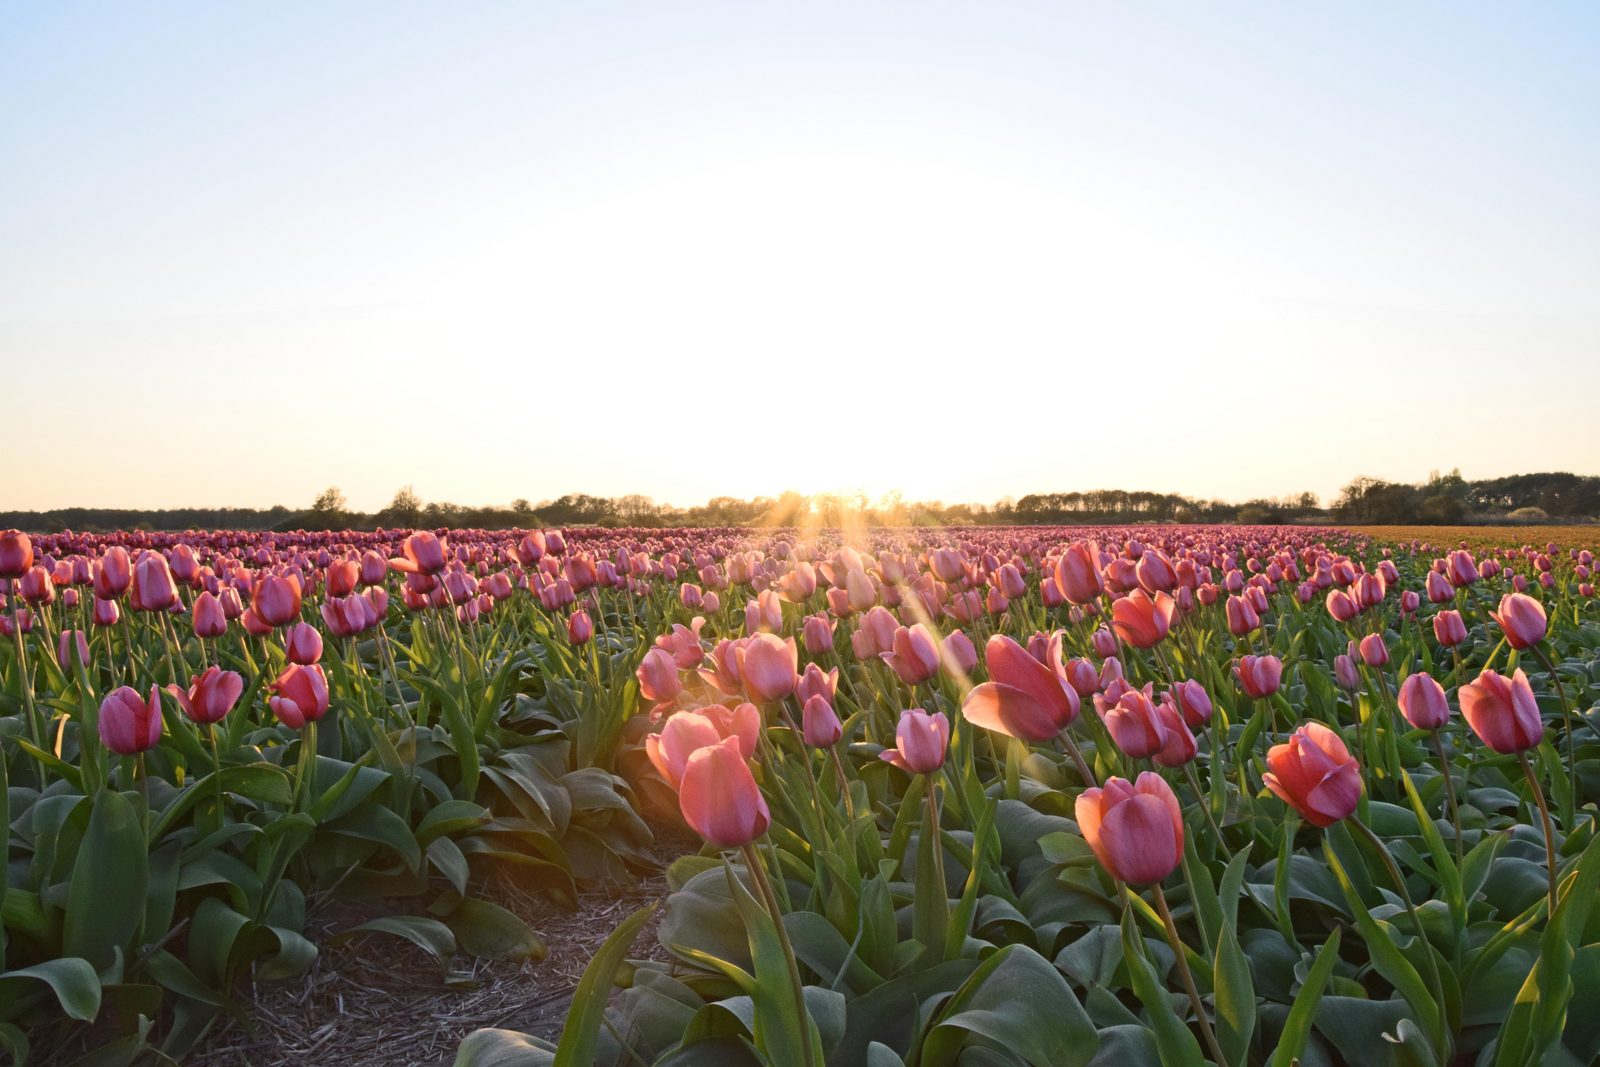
[4,525,1600,1066]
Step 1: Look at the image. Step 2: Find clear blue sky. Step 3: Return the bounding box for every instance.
[2,2,1596,511]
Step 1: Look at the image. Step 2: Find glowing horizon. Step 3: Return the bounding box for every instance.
[3,3,1597,514]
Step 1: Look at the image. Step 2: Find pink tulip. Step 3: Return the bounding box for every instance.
[252,573,303,628]
[130,553,179,612]
[677,736,771,848]
[739,633,798,704]
[1169,679,1212,726]
[636,647,683,704]
[1491,593,1547,650]
[645,710,722,787]
[961,634,1080,742]
[880,709,949,773]
[802,694,843,747]
[1357,634,1388,668]
[1074,772,1183,885]
[1055,542,1104,605]
[99,685,164,754]
[1263,723,1361,827]
[1397,671,1450,731]
[1236,654,1282,699]
[1104,689,1167,758]
[1111,590,1175,648]
[269,663,330,728]
[192,591,228,638]
[1459,669,1543,753]
[0,530,33,579]
[168,666,244,725]
[567,610,593,645]
[57,629,91,671]
[883,624,941,686]
[941,630,978,675]
[283,621,323,665]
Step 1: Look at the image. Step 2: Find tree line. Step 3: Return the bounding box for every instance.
[4,471,1596,533]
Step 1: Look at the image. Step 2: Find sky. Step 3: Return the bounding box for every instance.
[2,2,1597,513]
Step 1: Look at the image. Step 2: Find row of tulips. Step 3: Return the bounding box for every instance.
[460,526,1600,1067]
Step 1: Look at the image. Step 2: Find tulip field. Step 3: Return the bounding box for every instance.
[3,525,1600,1067]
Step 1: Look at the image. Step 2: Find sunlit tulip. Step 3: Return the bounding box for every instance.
[567,610,593,645]
[130,553,180,612]
[19,566,54,606]
[1226,594,1260,635]
[270,663,330,728]
[880,709,949,773]
[1236,654,1282,699]
[168,666,244,725]
[677,736,771,848]
[942,629,978,675]
[1054,542,1103,605]
[636,647,683,704]
[1333,653,1361,691]
[1074,772,1183,885]
[92,597,121,628]
[1491,593,1547,650]
[94,547,132,600]
[1105,689,1167,758]
[99,685,163,754]
[962,634,1079,743]
[802,613,835,655]
[1111,590,1174,648]
[1397,671,1450,731]
[852,606,899,659]
[739,633,798,704]
[192,591,228,638]
[645,710,721,787]
[1324,589,1358,623]
[1091,628,1118,658]
[58,629,90,671]
[1263,723,1362,826]
[1357,634,1388,668]
[252,573,303,627]
[883,623,941,686]
[802,694,843,747]
[1459,669,1543,753]
[0,530,33,579]
[391,531,448,575]
[797,662,839,706]
[1152,700,1197,767]
[1446,550,1479,587]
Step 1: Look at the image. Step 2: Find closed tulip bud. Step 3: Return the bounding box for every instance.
[1425,570,1453,604]
[797,662,839,706]
[1040,576,1065,608]
[567,610,593,645]
[1333,653,1361,691]
[1263,723,1362,826]
[880,708,949,774]
[252,573,303,627]
[1397,671,1450,730]
[58,629,90,671]
[94,547,133,600]
[1065,657,1100,698]
[392,532,447,576]
[1136,549,1178,594]
[699,702,761,758]
[739,633,798,703]
[802,613,835,655]
[1324,589,1357,623]
[883,623,941,686]
[1169,678,1212,726]
[1074,772,1183,885]
[283,621,323,665]
[0,608,32,636]
[99,685,164,754]
[168,665,244,725]
[853,606,899,659]
[1433,609,1467,647]
[269,663,330,728]
[1152,700,1197,767]
[1446,550,1479,587]
[1236,654,1282,699]
[1091,627,1118,658]
[130,553,179,612]
[1491,593,1547,650]
[942,629,978,675]
[677,736,771,848]
[636,647,683,704]
[1104,689,1168,758]
[0,530,34,579]
[191,591,228,638]
[1055,542,1104,605]
[326,559,360,597]
[19,566,54,606]
[802,694,843,747]
[358,550,388,586]
[1226,594,1260,635]
[92,597,121,628]
[645,710,722,787]
[1399,590,1420,616]
[1459,668,1543,753]
[1358,633,1388,668]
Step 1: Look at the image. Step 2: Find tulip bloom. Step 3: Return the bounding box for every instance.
[1054,542,1104,605]
[1236,654,1283,699]
[0,530,33,580]
[1226,595,1260,636]
[99,685,164,755]
[1074,772,1183,885]
[1152,700,1197,767]
[1459,669,1543,753]
[1169,678,1212,727]
[168,666,244,725]
[192,591,228,638]
[802,694,843,747]
[677,736,771,848]
[883,624,941,686]
[1104,689,1167,759]
[636,647,683,704]
[391,532,448,575]
[283,621,324,665]
[645,710,722,787]
[1357,634,1388,668]
[1333,653,1361,691]
[1111,590,1174,649]
[797,662,839,706]
[962,634,1080,742]
[130,554,180,612]
[269,664,330,728]
[802,614,835,655]
[739,633,798,703]
[880,709,949,774]
[1491,593,1547,650]
[1263,723,1362,827]
[567,610,593,645]
[1397,671,1450,731]
[252,574,303,628]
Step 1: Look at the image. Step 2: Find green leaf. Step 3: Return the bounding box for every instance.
[1267,927,1341,1067]
[453,1028,556,1067]
[63,789,148,970]
[921,943,1098,1067]
[1120,909,1207,1067]
[0,957,103,1021]
[553,903,656,1067]
[446,899,546,962]
[332,916,457,971]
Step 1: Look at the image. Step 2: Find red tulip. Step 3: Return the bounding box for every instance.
[678,736,770,848]
[99,685,164,754]
[1459,668,1543,753]
[1074,772,1183,885]
[1491,593,1547,650]
[1263,722,1362,827]
[880,709,949,774]
[1397,671,1450,731]
[1111,590,1174,649]
[168,666,244,725]
[269,663,330,728]
[1236,654,1282,699]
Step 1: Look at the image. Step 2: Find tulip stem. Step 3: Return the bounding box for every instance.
[8,586,46,785]
[1151,883,1229,1067]
[1058,729,1098,787]
[740,843,815,1067]
[1516,751,1559,916]
[1350,817,1449,1060]
[1530,643,1578,825]
[1428,729,1463,863]
[1182,762,1227,859]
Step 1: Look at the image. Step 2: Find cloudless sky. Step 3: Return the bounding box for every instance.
[3,2,1597,512]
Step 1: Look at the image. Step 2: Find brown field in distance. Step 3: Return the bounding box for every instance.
[1345,525,1599,553]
